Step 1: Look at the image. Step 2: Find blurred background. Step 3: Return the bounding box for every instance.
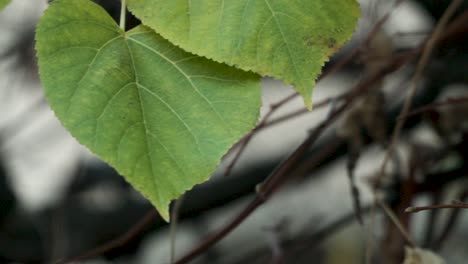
[0,0,467,263]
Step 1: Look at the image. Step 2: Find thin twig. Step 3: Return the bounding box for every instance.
[377,198,416,247]
[405,203,468,213]
[261,94,348,130]
[223,0,407,176]
[224,92,300,176]
[174,50,413,264]
[367,1,463,260]
[58,3,467,263]
[322,0,407,79]
[435,10,468,44]
[423,191,441,247]
[375,0,463,189]
[347,162,364,224]
[233,206,375,264]
[224,92,344,176]
[433,189,468,249]
[59,209,158,263]
[60,47,414,264]
[400,96,468,119]
[393,30,430,38]
[177,107,345,263]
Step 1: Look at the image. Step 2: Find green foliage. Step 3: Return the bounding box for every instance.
[35,0,360,220]
[35,0,261,220]
[127,0,360,108]
[0,0,10,11]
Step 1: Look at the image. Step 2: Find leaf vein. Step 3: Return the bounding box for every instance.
[127,37,232,134]
[262,0,300,82]
[137,83,202,155]
[93,81,135,147]
[124,40,162,204]
[230,0,253,62]
[189,75,241,83]
[66,35,123,115]
[41,20,121,35]
[117,121,143,170]
[147,131,188,190]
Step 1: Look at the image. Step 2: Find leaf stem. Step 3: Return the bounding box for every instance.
[120,0,126,30]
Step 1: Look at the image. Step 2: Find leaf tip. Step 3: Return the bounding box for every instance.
[154,200,171,222]
[158,208,171,223]
[300,91,313,111]
[305,100,313,111]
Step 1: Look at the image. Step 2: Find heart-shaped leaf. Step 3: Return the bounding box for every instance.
[36,0,261,220]
[127,0,360,108]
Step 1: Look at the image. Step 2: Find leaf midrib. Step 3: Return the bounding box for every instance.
[262,0,300,83]
[124,39,163,204]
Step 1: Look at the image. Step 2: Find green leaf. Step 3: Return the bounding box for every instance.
[0,0,11,10]
[36,0,261,221]
[127,0,360,108]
